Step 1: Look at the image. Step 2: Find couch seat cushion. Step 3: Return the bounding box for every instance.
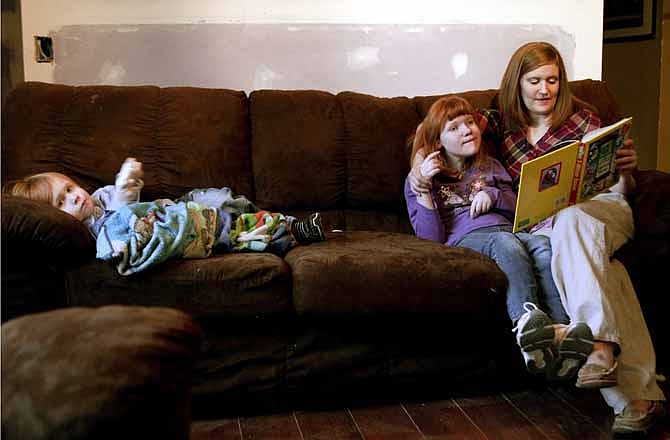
[285,231,507,317]
[65,253,293,318]
[1,305,201,440]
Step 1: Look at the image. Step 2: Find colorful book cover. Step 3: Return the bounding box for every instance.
[512,117,632,232]
[577,117,632,201]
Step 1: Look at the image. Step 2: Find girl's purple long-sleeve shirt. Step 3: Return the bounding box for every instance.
[405,157,517,246]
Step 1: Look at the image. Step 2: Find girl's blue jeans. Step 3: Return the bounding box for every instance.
[455,225,569,324]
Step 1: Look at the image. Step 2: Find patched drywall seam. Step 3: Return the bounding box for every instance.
[52,23,575,96]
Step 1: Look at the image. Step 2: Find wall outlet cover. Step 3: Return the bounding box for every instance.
[35,36,54,63]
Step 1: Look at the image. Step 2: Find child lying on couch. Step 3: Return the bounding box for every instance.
[3,158,325,275]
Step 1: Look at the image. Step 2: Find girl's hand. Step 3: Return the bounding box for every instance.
[470,191,492,219]
[409,150,439,194]
[419,150,442,177]
[615,138,638,175]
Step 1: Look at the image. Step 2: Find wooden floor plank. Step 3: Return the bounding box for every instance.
[189,383,669,439]
[504,388,609,440]
[647,380,670,440]
[403,398,487,440]
[647,413,670,440]
[294,409,363,440]
[191,418,242,440]
[239,413,304,440]
[553,383,670,439]
[550,386,614,435]
[454,394,548,440]
[349,402,424,440]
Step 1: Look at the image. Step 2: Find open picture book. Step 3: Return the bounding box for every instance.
[512,116,632,232]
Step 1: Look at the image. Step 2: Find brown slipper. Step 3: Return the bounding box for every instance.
[612,401,666,434]
[575,361,618,388]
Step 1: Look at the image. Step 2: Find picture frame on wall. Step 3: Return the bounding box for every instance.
[604,0,656,42]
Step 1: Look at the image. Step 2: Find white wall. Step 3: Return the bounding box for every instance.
[21,0,604,95]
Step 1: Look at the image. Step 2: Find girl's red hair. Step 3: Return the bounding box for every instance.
[410,96,484,176]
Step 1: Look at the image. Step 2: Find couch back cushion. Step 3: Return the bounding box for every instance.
[249,90,346,211]
[1,82,253,201]
[413,88,499,157]
[569,79,621,125]
[249,90,420,232]
[413,80,620,126]
[413,88,499,118]
[3,80,620,227]
[338,92,420,211]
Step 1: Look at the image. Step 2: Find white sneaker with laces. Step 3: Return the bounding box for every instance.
[512,302,556,374]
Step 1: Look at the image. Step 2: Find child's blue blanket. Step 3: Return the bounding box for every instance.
[96,200,218,276]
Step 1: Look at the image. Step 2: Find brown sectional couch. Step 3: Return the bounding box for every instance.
[2,80,669,416]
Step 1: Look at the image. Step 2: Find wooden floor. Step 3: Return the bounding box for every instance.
[191,383,670,440]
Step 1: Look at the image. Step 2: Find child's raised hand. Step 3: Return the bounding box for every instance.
[470,191,492,219]
[114,157,144,204]
[117,157,143,183]
[419,150,442,180]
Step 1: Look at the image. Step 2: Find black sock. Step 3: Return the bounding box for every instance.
[291,212,326,244]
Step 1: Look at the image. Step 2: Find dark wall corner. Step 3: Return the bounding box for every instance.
[2,0,25,109]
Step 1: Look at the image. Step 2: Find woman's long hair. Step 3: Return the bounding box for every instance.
[498,41,574,132]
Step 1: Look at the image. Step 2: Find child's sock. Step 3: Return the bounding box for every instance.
[290,212,326,244]
[553,324,567,345]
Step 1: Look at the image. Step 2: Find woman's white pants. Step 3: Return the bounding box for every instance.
[546,191,665,414]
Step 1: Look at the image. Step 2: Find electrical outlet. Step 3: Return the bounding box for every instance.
[35,36,54,63]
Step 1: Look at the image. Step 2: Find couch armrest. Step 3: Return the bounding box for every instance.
[624,170,670,370]
[1,195,96,321]
[632,170,670,241]
[1,195,95,264]
[618,169,670,271]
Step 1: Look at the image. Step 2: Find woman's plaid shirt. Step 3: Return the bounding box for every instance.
[496,109,601,180]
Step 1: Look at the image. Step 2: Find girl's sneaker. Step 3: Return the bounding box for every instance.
[513,302,556,374]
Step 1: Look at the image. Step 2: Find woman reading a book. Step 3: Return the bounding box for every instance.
[408,42,665,434]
